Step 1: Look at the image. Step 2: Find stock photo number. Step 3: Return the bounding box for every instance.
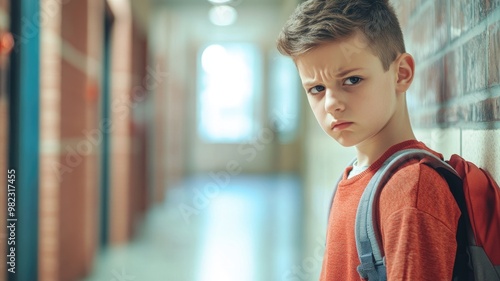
[6,169,16,274]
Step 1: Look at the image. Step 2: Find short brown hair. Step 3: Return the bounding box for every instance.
[276,0,405,71]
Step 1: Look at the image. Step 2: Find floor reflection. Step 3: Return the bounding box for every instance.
[81,174,303,281]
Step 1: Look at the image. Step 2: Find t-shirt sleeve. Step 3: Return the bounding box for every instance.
[378,163,461,281]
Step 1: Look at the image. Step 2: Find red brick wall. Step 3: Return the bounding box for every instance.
[39,0,62,278]
[108,2,132,245]
[128,24,148,238]
[392,0,500,127]
[37,0,151,280]
[38,0,103,280]
[107,0,150,245]
[59,35,89,281]
[38,0,153,280]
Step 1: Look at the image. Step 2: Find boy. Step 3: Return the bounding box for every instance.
[277,0,461,280]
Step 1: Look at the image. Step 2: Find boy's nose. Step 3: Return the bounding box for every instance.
[324,89,345,114]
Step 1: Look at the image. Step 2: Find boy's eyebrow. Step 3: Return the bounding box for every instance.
[301,67,365,86]
[335,67,364,77]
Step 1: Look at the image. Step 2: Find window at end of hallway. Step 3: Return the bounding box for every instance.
[197,43,261,143]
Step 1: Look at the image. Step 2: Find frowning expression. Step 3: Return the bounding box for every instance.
[295,32,400,147]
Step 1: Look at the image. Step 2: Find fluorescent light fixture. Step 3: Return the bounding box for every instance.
[208,0,232,3]
[209,5,237,26]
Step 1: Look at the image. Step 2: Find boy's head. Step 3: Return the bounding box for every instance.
[276,0,405,71]
[277,0,416,149]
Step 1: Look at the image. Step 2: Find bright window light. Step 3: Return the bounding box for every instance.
[198,43,261,143]
[208,5,237,26]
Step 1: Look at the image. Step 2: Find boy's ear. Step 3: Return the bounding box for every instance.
[395,53,415,94]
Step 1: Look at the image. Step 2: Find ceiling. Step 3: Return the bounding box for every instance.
[131,0,295,37]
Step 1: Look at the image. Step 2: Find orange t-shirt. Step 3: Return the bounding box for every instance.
[320,140,461,281]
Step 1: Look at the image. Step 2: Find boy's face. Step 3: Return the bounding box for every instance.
[295,32,400,148]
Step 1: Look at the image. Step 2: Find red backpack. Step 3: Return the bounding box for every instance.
[448,152,500,280]
[329,149,500,280]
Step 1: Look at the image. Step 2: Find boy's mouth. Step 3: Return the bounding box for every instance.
[331,121,353,131]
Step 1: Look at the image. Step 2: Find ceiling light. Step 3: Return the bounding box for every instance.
[209,5,237,26]
[208,0,232,4]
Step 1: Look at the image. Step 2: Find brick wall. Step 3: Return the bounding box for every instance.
[38,0,151,280]
[38,0,62,279]
[391,0,500,180]
[129,24,149,237]
[108,1,134,245]
[59,0,95,278]
[107,0,150,244]
[392,0,500,128]
[39,0,102,279]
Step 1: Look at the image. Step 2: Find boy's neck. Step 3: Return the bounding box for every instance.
[354,101,416,167]
[355,135,416,167]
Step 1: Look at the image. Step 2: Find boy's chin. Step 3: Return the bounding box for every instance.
[330,135,358,148]
[336,141,357,148]
[322,128,359,147]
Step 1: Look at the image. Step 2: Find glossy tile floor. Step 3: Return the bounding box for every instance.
[81,174,304,281]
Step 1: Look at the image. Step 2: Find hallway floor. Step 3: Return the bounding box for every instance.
[81,174,304,281]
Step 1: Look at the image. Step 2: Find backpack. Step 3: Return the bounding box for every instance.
[328,148,500,281]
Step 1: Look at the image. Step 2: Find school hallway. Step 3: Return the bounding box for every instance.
[80,174,306,281]
[2,0,500,280]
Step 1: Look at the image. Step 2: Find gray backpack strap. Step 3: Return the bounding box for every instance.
[355,148,458,280]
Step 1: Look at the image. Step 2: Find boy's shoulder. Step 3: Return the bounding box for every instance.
[366,139,443,176]
[381,158,447,195]
[382,140,443,162]
[377,141,450,202]
[378,149,460,228]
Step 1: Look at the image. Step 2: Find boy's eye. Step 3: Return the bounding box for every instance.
[344,77,362,85]
[308,85,325,95]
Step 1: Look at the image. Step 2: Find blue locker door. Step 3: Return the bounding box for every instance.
[100,6,113,249]
[8,0,40,280]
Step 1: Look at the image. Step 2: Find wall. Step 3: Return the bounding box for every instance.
[147,8,170,201]
[38,0,103,279]
[299,1,500,279]
[392,0,500,180]
[38,0,152,280]
[149,7,188,189]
